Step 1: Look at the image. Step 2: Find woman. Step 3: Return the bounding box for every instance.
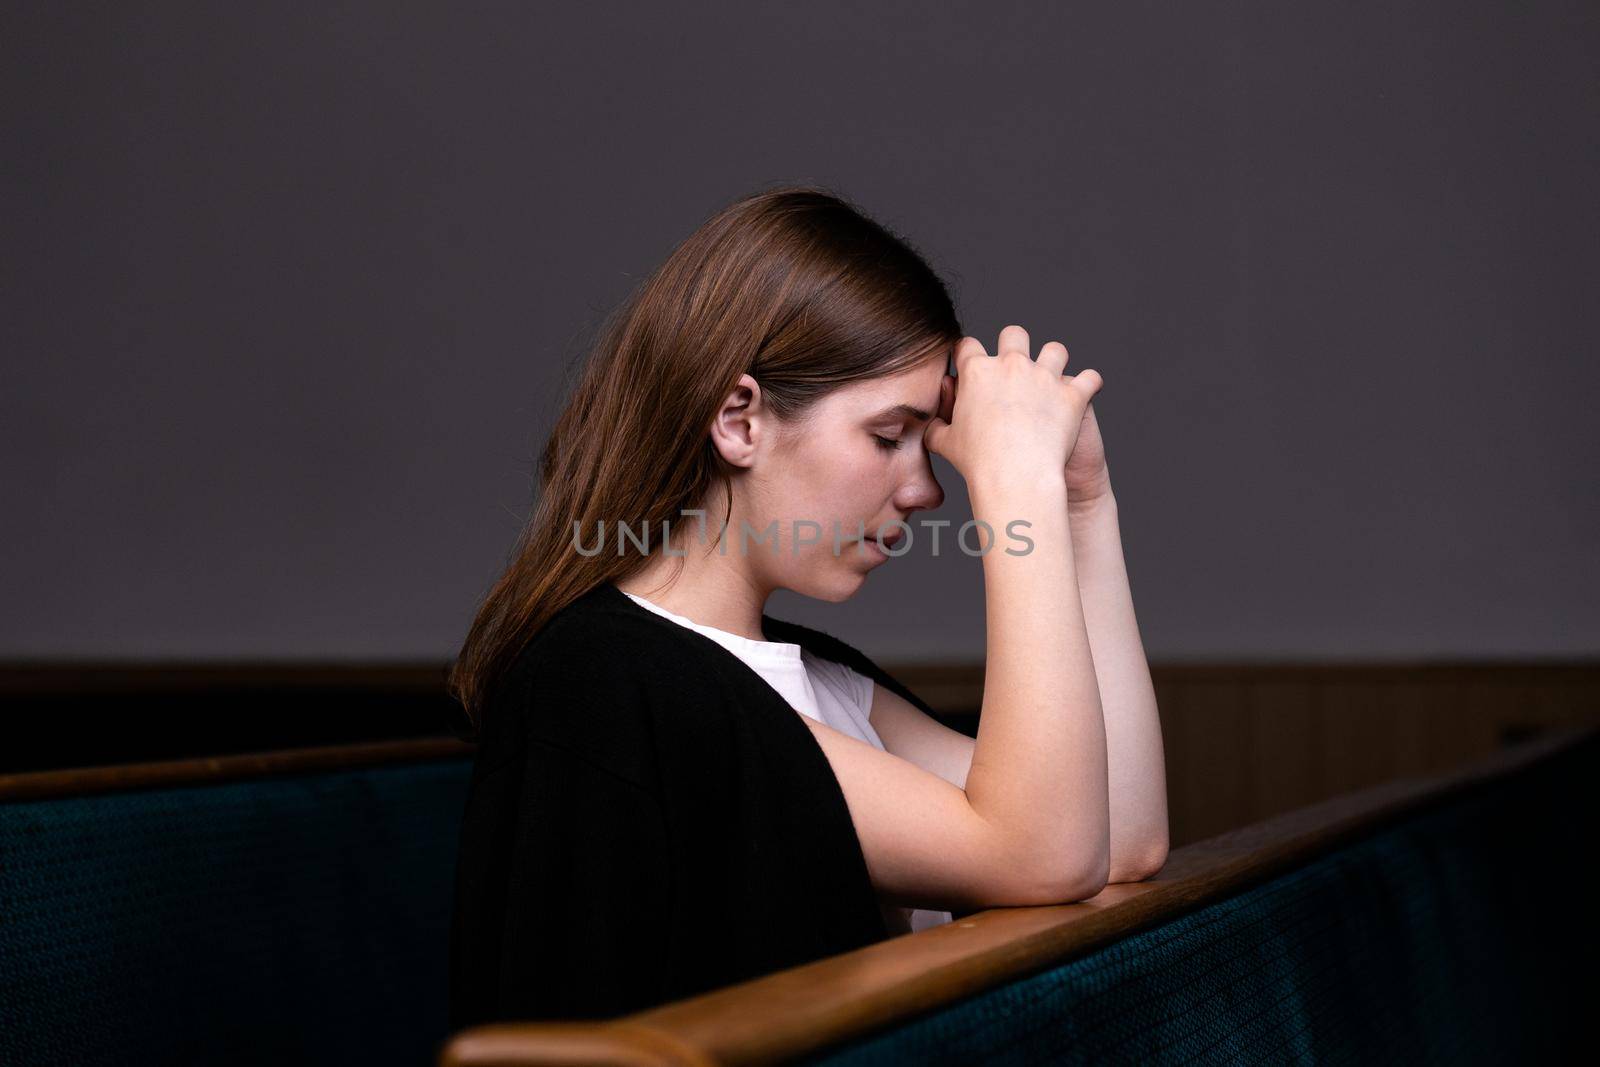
[447,186,1168,1028]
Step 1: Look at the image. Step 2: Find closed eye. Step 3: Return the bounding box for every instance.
[872,434,903,451]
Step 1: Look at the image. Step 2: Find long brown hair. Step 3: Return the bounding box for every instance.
[448,185,963,739]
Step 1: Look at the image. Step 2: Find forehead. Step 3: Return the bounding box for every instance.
[827,357,947,415]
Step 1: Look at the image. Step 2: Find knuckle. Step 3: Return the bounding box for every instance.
[954,337,986,363]
[997,326,1029,351]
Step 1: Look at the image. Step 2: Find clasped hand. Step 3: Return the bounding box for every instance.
[923,325,1110,503]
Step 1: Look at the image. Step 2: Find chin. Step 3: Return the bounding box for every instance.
[778,552,872,603]
[810,577,863,604]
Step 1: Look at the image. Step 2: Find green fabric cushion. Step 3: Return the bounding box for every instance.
[1,757,472,1066]
[801,736,1596,1066]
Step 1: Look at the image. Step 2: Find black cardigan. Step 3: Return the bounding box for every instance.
[447,580,944,1028]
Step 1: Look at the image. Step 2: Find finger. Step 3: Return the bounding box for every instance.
[922,415,947,457]
[997,324,1030,360]
[1036,340,1068,375]
[951,335,987,375]
[1067,368,1104,400]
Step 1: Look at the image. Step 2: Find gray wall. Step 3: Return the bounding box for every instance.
[4,1,1595,664]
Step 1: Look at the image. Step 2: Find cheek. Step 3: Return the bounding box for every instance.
[786,438,855,494]
[770,434,887,533]
[815,451,885,510]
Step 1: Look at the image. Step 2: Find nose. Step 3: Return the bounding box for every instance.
[897,453,945,514]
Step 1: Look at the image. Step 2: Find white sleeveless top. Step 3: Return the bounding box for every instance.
[620,591,953,934]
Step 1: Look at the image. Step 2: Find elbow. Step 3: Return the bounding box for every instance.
[1059,864,1110,903]
[1107,833,1169,884]
[1008,850,1111,906]
[1045,831,1116,903]
[1058,853,1111,902]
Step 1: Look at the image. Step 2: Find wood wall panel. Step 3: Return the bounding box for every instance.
[1246,680,1322,823]
[1137,666,1600,846]
[1159,681,1256,846]
[905,663,1600,848]
[2,661,1596,843]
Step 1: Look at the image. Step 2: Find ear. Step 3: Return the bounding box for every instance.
[708,373,767,469]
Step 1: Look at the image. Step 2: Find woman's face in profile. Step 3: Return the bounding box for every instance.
[748,355,948,602]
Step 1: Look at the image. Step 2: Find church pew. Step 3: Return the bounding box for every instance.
[3,721,1591,1065]
[0,738,475,1066]
[439,725,1597,1066]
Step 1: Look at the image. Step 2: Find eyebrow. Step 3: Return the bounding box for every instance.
[868,403,933,423]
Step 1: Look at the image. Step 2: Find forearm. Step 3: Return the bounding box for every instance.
[966,475,1111,895]
[1068,490,1169,880]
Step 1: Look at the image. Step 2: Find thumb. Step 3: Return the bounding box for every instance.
[924,374,955,457]
[937,373,956,425]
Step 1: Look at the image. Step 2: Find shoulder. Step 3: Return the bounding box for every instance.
[762,614,937,717]
[517,593,679,680]
[481,588,734,768]
[511,591,742,712]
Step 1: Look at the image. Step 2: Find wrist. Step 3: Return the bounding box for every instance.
[971,466,1068,507]
[1068,486,1117,520]
[970,473,1069,535]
